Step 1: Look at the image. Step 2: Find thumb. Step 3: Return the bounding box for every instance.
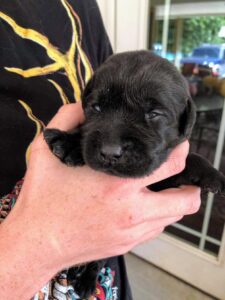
[46,102,85,131]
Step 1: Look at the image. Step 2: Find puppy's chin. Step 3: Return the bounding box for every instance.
[83,155,163,178]
[85,162,146,178]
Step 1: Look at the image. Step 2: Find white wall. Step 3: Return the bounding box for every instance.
[96,0,116,50]
[96,0,149,53]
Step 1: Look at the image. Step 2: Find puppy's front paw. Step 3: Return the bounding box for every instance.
[201,172,225,196]
[181,154,225,196]
[44,128,67,159]
[43,128,84,166]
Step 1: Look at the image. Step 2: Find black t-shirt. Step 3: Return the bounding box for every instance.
[0,1,132,299]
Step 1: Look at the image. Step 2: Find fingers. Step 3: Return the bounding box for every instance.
[133,228,164,248]
[120,215,182,253]
[46,102,85,131]
[124,215,182,236]
[123,186,200,229]
[134,141,189,187]
[125,186,200,250]
[140,185,201,221]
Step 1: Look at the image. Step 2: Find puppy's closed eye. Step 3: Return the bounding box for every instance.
[145,110,162,120]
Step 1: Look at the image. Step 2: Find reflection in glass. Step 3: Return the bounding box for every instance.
[148,0,225,256]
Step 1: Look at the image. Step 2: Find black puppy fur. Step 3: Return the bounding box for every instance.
[44,51,225,298]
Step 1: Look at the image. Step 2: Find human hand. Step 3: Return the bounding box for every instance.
[0,102,200,299]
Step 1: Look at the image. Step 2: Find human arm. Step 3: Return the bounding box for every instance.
[0,102,201,299]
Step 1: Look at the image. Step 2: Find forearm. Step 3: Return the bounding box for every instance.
[0,206,59,299]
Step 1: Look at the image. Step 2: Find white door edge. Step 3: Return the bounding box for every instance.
[132,232,225,299]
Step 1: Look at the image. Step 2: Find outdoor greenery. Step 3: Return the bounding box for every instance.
[182,16,225,55]
[154,16,225,56]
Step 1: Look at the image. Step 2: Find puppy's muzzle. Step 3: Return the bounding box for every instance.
[100,143,123,164]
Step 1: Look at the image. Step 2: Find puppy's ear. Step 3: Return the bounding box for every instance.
[179,97,196,139]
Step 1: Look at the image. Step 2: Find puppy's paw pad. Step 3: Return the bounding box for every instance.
[202,174,225,196]
[52,143,66,158]
[63,154,77,166]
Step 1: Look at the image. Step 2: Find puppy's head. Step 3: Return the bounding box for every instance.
[81,51,195,177]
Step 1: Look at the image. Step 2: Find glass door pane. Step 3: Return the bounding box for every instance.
[149,0,225,256]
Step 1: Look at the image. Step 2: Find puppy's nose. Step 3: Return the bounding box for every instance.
[100,144,123,161]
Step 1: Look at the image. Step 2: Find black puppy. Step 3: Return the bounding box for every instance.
[44,51,225,298]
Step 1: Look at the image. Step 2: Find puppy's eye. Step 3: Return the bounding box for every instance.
[91,104,101,112]
[145,111,160,120]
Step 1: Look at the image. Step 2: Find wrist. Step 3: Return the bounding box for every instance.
[0,204,59,299]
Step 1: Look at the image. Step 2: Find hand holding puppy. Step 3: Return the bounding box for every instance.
[0,102,200,299]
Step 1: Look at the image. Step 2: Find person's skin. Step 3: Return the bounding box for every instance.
[0,102,201,299]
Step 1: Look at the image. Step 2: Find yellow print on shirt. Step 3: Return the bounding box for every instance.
[0,0,93,103]
[0,0,93,164]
